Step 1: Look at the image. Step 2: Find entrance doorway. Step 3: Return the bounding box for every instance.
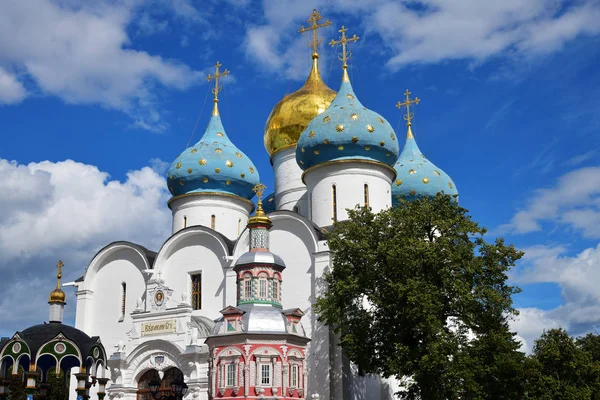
[137,368,183,400]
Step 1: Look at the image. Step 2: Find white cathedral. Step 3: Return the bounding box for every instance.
[70,11,458,400]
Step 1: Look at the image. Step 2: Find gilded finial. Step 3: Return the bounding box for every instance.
[56,260,64,289]
[49,260,66,304]
[329,26,359,82]
[249,183,271,225]
[298,9,332,59]
[396,89,420,137]
[206,61,230,116]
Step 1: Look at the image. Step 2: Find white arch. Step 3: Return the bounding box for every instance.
[82,242,152,291]
[126,340,185,386]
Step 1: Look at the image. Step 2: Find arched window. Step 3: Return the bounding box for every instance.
[120,282,127,320]
[258,273,268,299]
[238,218,241,235]
[191,273,202,310]
[291,364,299,387]
[243,273,252,299]
[293,206,299,213]
[364,184,369,208]
[210,215,216,230]
[183,216,187,228]
[332,185,337,222]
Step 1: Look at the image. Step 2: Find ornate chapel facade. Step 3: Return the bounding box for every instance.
[70,10,458,400]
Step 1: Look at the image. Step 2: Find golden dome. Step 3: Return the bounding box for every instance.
[264,55,336,157]
[48,259,66,304]
[49,288,66,303]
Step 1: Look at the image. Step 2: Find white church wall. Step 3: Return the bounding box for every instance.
[78,245,149,355]
[272,147,309,217]
[154,229,229,319]
[169,194,253,240]
[304,161,394,227]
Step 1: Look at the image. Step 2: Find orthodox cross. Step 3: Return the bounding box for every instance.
[396,89,420,126]
[56,260,64,287]
[253,183,267,202]
[329,26,360,69]
[298,9,332,56]
[206,61,230,103]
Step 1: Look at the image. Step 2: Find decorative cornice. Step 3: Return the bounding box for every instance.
[301,158,397,183]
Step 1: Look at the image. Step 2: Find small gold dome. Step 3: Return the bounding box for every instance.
[264,56,336,157]
[49,288,66,303]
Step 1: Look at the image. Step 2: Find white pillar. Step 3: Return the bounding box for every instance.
[272,147,308,216]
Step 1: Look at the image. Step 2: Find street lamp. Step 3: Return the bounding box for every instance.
[148,376,188,400]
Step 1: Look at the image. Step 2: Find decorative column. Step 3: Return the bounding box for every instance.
[96,378,109,400]
[25,369,38,400]
[85,380,92,399]
[74,372,90,400]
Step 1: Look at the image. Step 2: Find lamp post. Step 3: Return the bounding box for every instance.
[148,376,188,400]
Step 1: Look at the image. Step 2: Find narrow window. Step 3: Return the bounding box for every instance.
[183,216,187,228]
[210,215,216,230]
[259,278,267,298]
[121,283,127,317]
[293,206,299,213]
[291,364,298,387]
[272,279,279,302]
[244,274,252,299]
[364,184,369,208]
[261,364,271,386]
[238,218,241,235]
[226,364,235,387]
[191,274,201,310]
[332,185,338,222]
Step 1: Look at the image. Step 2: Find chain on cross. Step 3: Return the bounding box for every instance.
[329,26,360,69]
[206,61,230,102]
[396,89,420,126]
[298,9,332,56]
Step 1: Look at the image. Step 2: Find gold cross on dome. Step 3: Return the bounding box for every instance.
[396,89,420,126]
[206,61,230,103]
[329,26,360,69]
[56,260,64,287]
[298,9,332,56]
[253,183,267,201]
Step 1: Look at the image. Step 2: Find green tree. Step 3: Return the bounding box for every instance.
[45,369,69,400]
[315,194,524,399]
[524,328,596,399]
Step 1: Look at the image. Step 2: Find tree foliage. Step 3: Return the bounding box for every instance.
[315,194,525,399]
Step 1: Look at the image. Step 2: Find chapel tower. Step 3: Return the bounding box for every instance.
[264,9,336,216]
[205,184,310,399]
[296,26,399,226]
[167,62,260,240]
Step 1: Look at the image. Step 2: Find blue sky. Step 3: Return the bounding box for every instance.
[1,0,600,352]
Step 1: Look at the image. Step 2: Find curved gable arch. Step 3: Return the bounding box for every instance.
[250,346,284,359]
[82,242,153,291]
[216,346,243,359]
[127,340,185,385]
[153,226,233,272]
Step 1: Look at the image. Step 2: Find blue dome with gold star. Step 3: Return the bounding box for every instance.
[167,109,260,199]
[392,125,458,204]
[296,74,399,171]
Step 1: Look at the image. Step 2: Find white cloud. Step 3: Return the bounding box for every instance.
[498,166,600,237]
[0,158,171,335]
[245,0,600,79]
[0,0,202,130]
[0,67,27,104]
[510,243,600,353]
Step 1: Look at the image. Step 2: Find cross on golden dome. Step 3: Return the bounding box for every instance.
[298,9,332,57]
[329,26,360,70]
[396,89,420,127]
[253,183,266,201]
[206,61,230,115]
[56,260,64,287]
